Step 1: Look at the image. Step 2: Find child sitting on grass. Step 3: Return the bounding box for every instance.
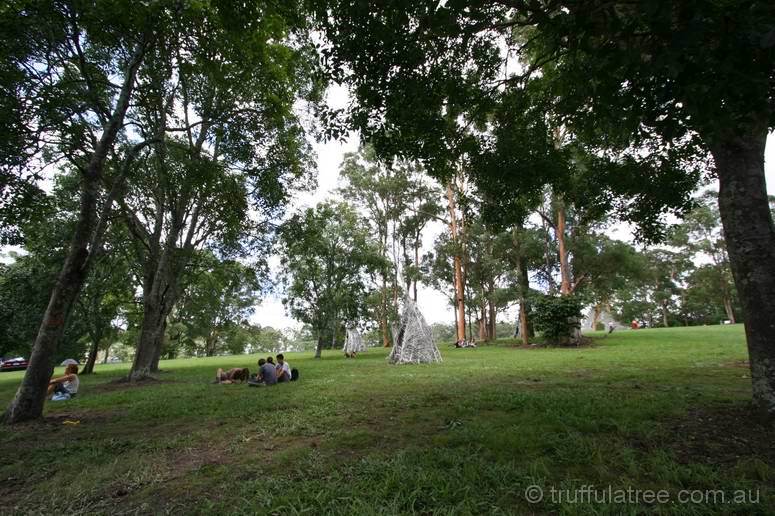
[48,364,79,400]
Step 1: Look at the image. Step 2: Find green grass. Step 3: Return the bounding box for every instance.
[1,325,772,514]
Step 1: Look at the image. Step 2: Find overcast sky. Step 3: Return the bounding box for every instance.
[250,84,775,331]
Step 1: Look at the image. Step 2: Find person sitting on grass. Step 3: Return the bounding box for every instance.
[215,367,249,384]
[275,354,291,382]
[48,364,79,400]
[248,358,277,387]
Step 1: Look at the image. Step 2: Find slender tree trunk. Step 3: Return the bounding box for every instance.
[556,202,572,295]
[413,242,419,302]
[516,251,534,339]
[661,300,670,328]
[591,303,601,330]
[711,125,775,422]
[2,45,146,423]
[82,324,103,375]
[488,283,496,340]
[381,277,390,347]
[478,299,487,342]
[446,183,466,341]
[723,295,736,324]
[315,335,323,359]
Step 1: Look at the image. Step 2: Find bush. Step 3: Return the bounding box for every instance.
[533,295,583,344]
[595,321,605,331]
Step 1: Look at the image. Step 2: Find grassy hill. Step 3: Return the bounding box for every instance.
[1,325,772,514]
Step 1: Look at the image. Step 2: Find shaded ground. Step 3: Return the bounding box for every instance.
[1,325,773,514]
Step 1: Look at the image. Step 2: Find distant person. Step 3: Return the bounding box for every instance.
[344,351,356,358]
[249,358,277,386]
[276,354,291,382]
[631,319,639,330]
[48,364,79,400]
[215,367,249,384]
[607,322,615,334]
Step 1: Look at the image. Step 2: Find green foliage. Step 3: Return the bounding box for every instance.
[533,295,583,344]
[279,202,384,343]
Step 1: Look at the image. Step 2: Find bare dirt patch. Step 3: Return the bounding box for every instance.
[652,405,775,466]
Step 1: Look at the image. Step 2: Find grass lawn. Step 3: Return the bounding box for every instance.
[1,325,773,514]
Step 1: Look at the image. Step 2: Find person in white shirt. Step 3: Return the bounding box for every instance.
[48,364,79,399]
[275,354,291,383]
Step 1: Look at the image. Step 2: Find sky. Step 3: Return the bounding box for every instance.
[249,84,775,331]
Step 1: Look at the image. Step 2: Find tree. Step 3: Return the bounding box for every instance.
[117,1,321,380]
[671,192,739,324]
[315,2,775,421]
[339,146,442,346]
[279,202,382,358]
[175,254,262,357]
[0,0,167,423]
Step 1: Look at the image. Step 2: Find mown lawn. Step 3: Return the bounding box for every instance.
[1,325,773,515]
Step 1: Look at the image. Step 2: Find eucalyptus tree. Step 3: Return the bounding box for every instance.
[315,1,775,420]
[338,146,441,346]
[0,0,172,423]
[118,2,322,380]
[278,202,383,358]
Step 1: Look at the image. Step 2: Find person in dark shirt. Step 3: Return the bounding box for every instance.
[249,358,277,386]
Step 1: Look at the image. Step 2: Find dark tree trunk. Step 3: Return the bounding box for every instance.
[130,297,167,380]
[315,335,323,359]
[150,317,166,372]
[82,326,103,375]
[2,45,145,424]
[711,125,775,422]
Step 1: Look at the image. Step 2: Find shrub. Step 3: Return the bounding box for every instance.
[533,294,583,344]
[595,321,605,331]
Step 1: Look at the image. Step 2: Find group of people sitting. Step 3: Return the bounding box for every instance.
[454,339,477,349]
[214,354,296,386]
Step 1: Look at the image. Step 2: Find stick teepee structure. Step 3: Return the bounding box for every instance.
[388,297,442,365]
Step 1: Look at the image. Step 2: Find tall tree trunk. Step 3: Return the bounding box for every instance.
[413,242,419,302]
[130,296,167,380]
[446,182,466,341]
[314,334,324,359]
[711,125,775,422]
[103,345,111,364]
[82,323,103,375]
[661,300,670,328]
[556,201,572,295]
[150,320,165,373]
[722,295,736,324]
[478,298,487,342]
[2,45,145,424]
[591,303,601,330]
[516,250,534,339]
[381,277,390,347]
[488,283,496,340]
